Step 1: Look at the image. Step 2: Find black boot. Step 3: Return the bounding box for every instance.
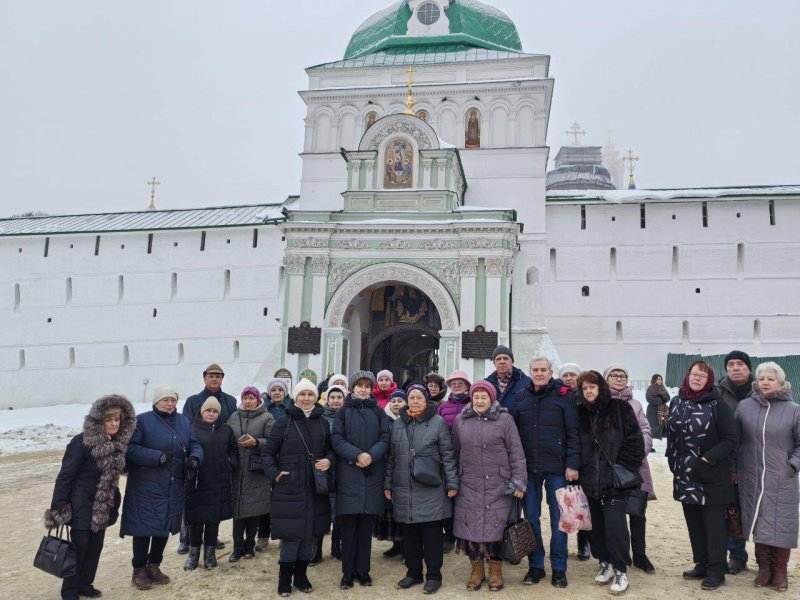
[383,541,402,557]
[293,560,313,593]
[309,538,323,565]
[203,545,217,569]
[278,562,294,597]
[331,525,342,560]
[183,546,200,571]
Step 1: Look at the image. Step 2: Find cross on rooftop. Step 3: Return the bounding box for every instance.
[404,65,417,115]
[147,177,161,210]
[623,149,640,189]
[566,121,586,145]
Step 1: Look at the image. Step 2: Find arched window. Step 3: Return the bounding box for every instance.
[365,111,378,130]
[415,110,429,122]
[465,108,481,148]
[581,286,590,297]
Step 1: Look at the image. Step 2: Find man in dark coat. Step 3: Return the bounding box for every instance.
[715,350,753,574]
[512,357,580,589]
[179,363,237,552]
[485,345,532,413]
[332,370,391,589]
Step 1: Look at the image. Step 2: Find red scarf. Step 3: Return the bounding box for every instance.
[679,369,715,401]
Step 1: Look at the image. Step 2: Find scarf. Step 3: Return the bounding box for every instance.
[679,369,716,401]
[406,406,426,419]
[733,377,754,401]
[646,383,669,402]
[496,372,511,395]
[609,386,633,402]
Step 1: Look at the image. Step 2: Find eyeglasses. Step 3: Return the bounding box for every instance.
[608,374,628,380]
[689,372,709,380]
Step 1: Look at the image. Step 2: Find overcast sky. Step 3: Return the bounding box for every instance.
[1,0,798,216]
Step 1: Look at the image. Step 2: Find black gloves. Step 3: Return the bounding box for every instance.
[159,452,171,465]
[185,457,200,481]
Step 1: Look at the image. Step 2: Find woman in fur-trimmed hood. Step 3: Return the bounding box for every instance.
[45,394,136,600]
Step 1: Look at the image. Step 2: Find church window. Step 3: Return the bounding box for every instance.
[17,247,22,253]
[120,244,125,249]
[611,216,616,222]
[178,343,184,363]
[47,317,52,323]
[263,307,269,316]
[418,2,441,25]
[123,345,130,366]
[224,269,231,300]
[14,284,20,311]
[68,347,75,368]
[580,205,586,230]
[252,228,259,248]
[200,231,207,251]
[118,275,124,303]
[753,319,761,342]
[672,214,676,220]
[152,308,158,318]
[66,277,72,304]
[43,237,50,257]
[769,200,776,225]
[736,212,741,218]
[737,243,745,278]
[147,233,154,254]
[233,340,240,361]
[671,246,679,279]
[549,248,557,279]
[94,235,100,256]
[702,202,708,227]
[170,273,177,302]
[19,349,26,369]
[682,320,690,342]
[383,137,414,189]
[582,286,590,297]
[610,247,617,278]
[616,321,623,343]
[695,288,701,294]
[640,204,646,228]
[365,111,378,130]
[416,110,429,122]
[465,108,481,148]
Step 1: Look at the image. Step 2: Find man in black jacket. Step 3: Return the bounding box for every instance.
[513,357,580,589]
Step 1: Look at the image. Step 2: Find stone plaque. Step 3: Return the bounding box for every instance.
[287,322,322,355]
[461,329,498,360]
[274,368,292,379]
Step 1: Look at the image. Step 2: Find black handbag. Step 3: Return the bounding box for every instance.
[501,498,537,565]
[591,415,643,491]
[405,425,442,487]
[625,489,648,517]
[33,525,77,579]
[247,451,264,473]
[293,421,335,495]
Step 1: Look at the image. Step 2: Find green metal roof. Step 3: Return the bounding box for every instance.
[666,353,800,405]
[344,0,523,60]
[314,43,534,70]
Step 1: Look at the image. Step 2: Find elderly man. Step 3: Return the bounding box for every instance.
[485,345,532,412]
[513,357,580,588]
[178,364,237,553]
[716,350,754,575]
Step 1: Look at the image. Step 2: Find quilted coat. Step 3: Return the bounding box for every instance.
[452,401,527,543]
[735,383,800,549]
[226,404,274,519]
[185,416,238,525]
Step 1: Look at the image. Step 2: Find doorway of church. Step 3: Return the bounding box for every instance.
[365,284,442,385]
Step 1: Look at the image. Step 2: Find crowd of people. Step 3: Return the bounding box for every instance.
[44,348,799,598]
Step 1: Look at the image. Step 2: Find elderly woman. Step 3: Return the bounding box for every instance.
[184,397,238,571]
[385,383,459,595]
[666,361,737,591]
[262,379,333,597]
[645,374,670,440]
[45,395,136,600]
[576,371,644,596]
[375,389,408,559]
[604,365,656,575]
[452,380,526,592]
[424,372,448,404]
[735,361,800,592]
[121,385,203,591]
[227,385,274,561]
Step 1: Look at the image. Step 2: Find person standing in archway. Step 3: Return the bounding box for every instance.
[485,346,531,413]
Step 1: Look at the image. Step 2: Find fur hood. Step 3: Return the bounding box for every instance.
[45,394,136,532]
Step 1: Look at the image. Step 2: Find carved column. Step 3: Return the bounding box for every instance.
[365,159,375,190]
[283,254,307,375]
[422,159,433,189]
[485,256,505,332]
[437,160,447,190]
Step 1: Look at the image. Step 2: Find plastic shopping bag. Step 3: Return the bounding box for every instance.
[556,485,592,533]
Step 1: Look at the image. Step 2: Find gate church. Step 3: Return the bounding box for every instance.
[2,0,799,407]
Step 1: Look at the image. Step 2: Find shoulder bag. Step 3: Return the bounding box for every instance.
[33,525,77,579]
[404,422,442,487]
[501,497,537,565]
[293,420,335,495]
[590,412,643,491]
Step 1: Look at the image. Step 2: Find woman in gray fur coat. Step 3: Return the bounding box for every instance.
[45,394,137,600]
[735,361,800,592]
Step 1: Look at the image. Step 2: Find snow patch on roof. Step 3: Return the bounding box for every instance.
[547,185,800,204]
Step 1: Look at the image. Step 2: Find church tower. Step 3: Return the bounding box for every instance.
[282,0,554,381]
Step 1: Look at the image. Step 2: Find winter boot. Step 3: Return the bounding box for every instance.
[772,547,790,592]
[331,525,342,559]
[203,545,218,569]
[131,567,152,590]
[293,560,313,593]
[382,541,402,557]
[183,546,200,571]
[309,538,323,565]
[467,560,485,591]
[278,562,294,597]
[488,560,504,592]
[754,543,773,587]
[144,563,170,585]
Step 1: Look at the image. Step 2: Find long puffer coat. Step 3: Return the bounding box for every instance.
[332,395,390,516]
[384,403,459,524]
[452,401,527,543]
[735,383,800,549]
[46,395,137,533]
[121,408,203,538]
[577,396,645,500]
[666,389,736,506]
[227,404,274,520]
[261,405,333,541]
[185,417,238,525]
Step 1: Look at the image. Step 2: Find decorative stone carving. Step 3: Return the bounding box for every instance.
[463,238,501,249]
[459,256,479,276]
[486,257,506,277]
[284,255,306,275]
[291,237,326,249]
[311,255,330,274]
[327,263,458,330]
[420,238,457,250]
[366,121,433,151]
[379,238,410,250]
[417,259,460,292]
[329,260,370,289]
[336,238,368,250]
[504,261,514,278]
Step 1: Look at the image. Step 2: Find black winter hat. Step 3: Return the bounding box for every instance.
[492,345,514,362]
[724,350,752,371]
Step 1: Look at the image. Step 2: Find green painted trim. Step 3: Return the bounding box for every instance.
[301,258,313,322]
[475,259,486,328]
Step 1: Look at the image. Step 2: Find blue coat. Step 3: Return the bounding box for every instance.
[485,367,532,413]
[512,379,581,474]
[332,396,390,516]
[120,408,203,538]
[266,397,294,422]
[183,388,238,425]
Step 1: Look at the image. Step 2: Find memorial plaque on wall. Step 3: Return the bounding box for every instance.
[461,328,498,359]
[287,322,322,355]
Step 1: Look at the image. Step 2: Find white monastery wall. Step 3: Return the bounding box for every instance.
[0,226,286,408]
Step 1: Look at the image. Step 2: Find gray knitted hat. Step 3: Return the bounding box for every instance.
[349,370,376,390]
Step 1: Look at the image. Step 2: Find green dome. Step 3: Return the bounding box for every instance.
[344,0,523,59]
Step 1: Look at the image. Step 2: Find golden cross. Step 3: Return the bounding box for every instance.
[147,176,161,210]
[404,65,417,115]
[623,149,640,189]
[566,121,586,145]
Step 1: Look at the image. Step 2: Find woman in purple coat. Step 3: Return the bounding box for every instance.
[452,380,527,592]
